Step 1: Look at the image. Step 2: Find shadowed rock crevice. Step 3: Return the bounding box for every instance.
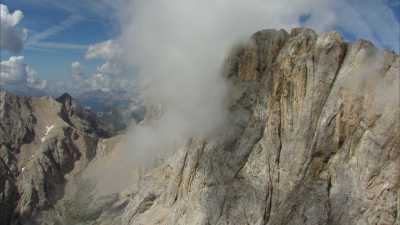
[0,91,110,225]
[101,28,398,225]
[1,27,399,225]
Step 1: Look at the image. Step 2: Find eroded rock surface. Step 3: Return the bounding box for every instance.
[1,28,399,225]
[0,92,109,225]
[93,28,399,225]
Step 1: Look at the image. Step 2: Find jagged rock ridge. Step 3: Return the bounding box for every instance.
[93,28,399,225]
[0,91,109,225]
[1,27,399,225]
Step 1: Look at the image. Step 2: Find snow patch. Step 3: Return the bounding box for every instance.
[41,124,55,143]
[45,125,54,135]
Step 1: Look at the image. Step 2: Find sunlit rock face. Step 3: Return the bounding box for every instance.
[104,28,398,225]
[0,91,109,225]
[1,28,399,225]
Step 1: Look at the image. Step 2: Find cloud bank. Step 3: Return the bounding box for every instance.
[66,40,130,94]
[0,4,25,53]
[0,4,48,91]
[118,0,399,145]
[26,66,47,90]
[86,40,122,61]
[71,61,83,80]
[84,0,399,195]
[0,56,47,89]
[0,56,27,85]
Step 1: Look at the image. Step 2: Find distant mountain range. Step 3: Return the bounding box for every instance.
[0,90,110,224]
[1,28,399,225]
[0,86,145,133]
[75,89,145,133]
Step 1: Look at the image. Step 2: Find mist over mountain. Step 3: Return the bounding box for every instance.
[75,89,145,133]
[1,85,144,133]
[0,1,399,225]
[1,28,399,225]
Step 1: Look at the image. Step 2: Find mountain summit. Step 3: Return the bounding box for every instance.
[1,28,399,225]
[0,90,109,224]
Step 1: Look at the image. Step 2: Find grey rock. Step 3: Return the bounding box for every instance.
[92,28,399,225]
[2,27,399,225]
[0,91,109,225]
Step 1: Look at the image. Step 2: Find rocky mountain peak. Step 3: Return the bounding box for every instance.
[1,27,399,225]
[56,92,73,105]
[98,28,397,225]
[0,92,110,224]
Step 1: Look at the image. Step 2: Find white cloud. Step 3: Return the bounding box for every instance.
[86,73,111,92]
[79,39,128,93]
[0,56,27,85]
[85,40,122,60]
[0,4,25,53]
[0,56,47,89]
[82,71,132,93]
[67,57,129,94]
[97,61,122,76]
[79,0,400,192]
[0,4,47,91]
[119,0,318,143]
[86,39,124,77]
[71,61,83,80]
[27,67,47,89]
[118,0,399,145]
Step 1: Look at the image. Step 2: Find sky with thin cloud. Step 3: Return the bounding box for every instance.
[0,0,399,95]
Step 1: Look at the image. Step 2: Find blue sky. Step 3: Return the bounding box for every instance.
[1,0,120,81]
[0,0,399,88]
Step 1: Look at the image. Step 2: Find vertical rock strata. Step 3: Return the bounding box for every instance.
[106,28,399,225]
[1,28,399,225]
[0,92,108,225]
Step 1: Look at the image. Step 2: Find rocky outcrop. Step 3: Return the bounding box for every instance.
[2,27,399,225]
[0,91,109,225]
[84,28,399,225]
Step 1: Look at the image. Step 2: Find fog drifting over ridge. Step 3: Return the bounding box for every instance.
[118,0,330,162]
[86,0,399,194]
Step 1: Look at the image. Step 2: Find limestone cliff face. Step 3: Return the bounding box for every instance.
[91,28,399,225]
[1,27,399,225]
[0,92,109,225]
